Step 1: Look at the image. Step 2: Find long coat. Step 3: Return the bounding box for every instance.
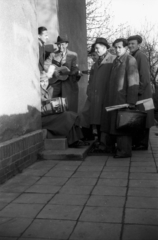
[102,53,139,135]
[44,49,79,113]
[88,52,115,125]
[132,49,155,128]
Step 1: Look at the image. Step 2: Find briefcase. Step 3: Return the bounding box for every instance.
[116,109,147,132]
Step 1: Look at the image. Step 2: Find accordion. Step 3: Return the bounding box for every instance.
[42,97,68,116]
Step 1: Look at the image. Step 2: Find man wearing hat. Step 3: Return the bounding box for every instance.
[128,35,155,150]
[103,38,139,157]
[87,37,115,147]
[44,35,81,112]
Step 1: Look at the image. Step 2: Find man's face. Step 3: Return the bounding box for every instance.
[58,42,68,52]
[95,44,107,57]
[128,40,139,53]
[40,77,49,90]
[114,42,127,57]
[39,30,48,44]
[91,52,98,62]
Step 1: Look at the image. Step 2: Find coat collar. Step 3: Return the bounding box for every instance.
[96,52,111,68]
[38,39,44,47]
[131,48,140,57]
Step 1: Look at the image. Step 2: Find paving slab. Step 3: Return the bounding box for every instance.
[0,237,17,240]
[129,179,158,188]
[65,177,97,186]
[103,167,129,172]
[97,179,128,187]
[71,171,100,178]
[53,165,79,171]
[92,186,127,196]
[86,195,125,208]
[77,165,103,172]
[22,168,50,176]
[13,193,53,204]
[57,160,82,165]
[130,173,158,180]
[28,160,58,168]
[122,224,158,240]
[0,218,32,237]
[106,161,130,167]
[45,170,74,178]
[49,194,89,206]
[100,172,128,179]
[126,196,158,209]
[128,187,158,198]
[125,208,158,225]
[0,203,43,218]
[0,193,20,203]
[79,206,123,223]
[35,177,68,185]
[131,162,156,167]
[0,202,9,211]
[0,184,30,193]
[60,185,93,195]
[22,219,76,239]
[25,184,61,194]
[83,156,108,163]
[4,175,40,186]
[130,167,157,173]
[70,222,121,240]
[37,204,83,220]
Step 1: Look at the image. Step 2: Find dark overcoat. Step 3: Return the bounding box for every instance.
[102,53,139,135]
[44,49,79,113]
[132,49,155,128]
[88,52,115,125]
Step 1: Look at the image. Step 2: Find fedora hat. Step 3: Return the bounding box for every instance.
[127,35,142,44]
[94,37,110,49]
[56,35,69,44]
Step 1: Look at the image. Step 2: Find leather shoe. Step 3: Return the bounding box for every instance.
[132,144,148,150]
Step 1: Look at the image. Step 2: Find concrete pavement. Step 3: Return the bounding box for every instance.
[0,127,158,240]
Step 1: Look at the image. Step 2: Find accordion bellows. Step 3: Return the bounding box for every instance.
[116,109,147,132]
[42,97,68,116]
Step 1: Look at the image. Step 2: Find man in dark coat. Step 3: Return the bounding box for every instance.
[38,26,58,73]
[128,35,155,150]
[86,37,115,145]
[38,27,48,73]
[44,36,81,113]
[105,38,139,158]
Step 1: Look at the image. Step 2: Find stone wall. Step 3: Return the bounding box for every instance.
[0,0,43,183]
[0,130,43,184]
[0,0,41,143]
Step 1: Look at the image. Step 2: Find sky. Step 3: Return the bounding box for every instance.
[102,0,158,35]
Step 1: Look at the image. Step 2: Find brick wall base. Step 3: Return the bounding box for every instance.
[0,130,43,184]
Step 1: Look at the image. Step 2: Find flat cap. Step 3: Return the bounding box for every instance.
[94,37,110,49]
[127,35,142,44]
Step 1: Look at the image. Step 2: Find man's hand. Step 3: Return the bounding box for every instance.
[54,70,60,78]
[128,103,136,109]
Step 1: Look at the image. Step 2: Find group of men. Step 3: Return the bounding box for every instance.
[87,36,154,158]
[38,26,81,113]
[38,26,154,158]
